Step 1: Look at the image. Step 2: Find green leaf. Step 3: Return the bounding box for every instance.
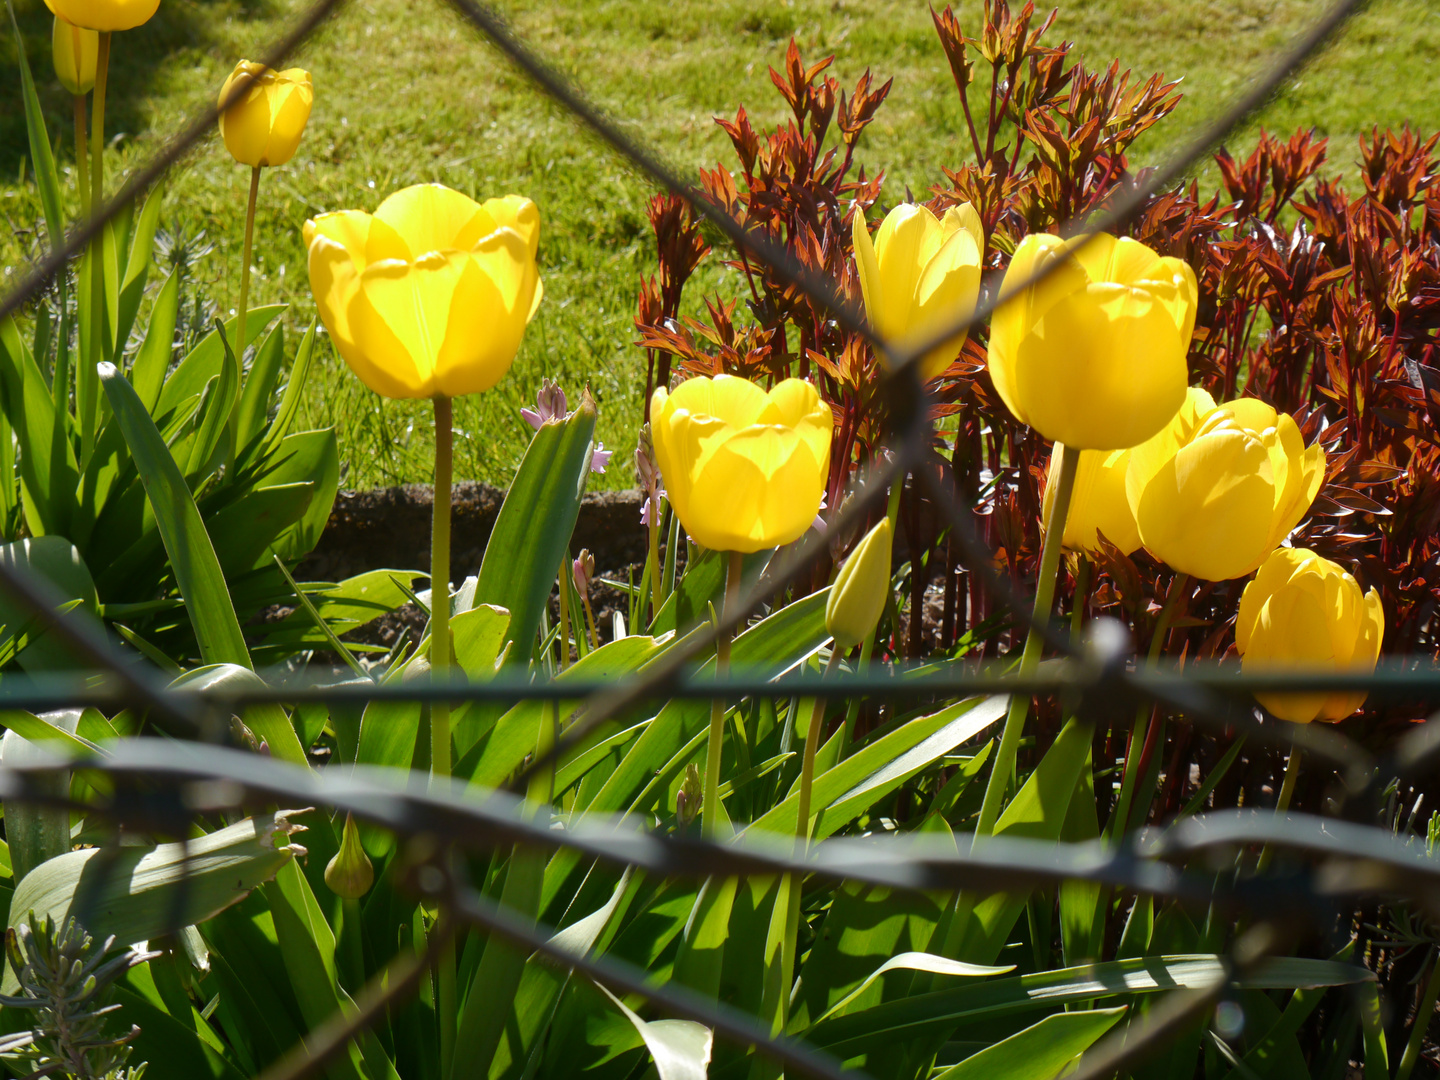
[113,185,164,360]
[746,695,1006,839]
[255,428,339,562]
[0,710,83,884]
[805,955,1372,1060]
[0,709,101,757]
[101,362,252,668]
[6,0,63,248]
[596,983,713,1080]
[235,321,287,450]
[816,953,1012,1025]
[169,665,309,768]
[1359,979,1389,1080]
[934,1007,1127,1080]
[0,318,79,538]
[260,569,426,652]
[186,330,240,480]
[207,483,315,577]
[0,536,100,672]
[132,269,180,413]
[8,813,305,969]
[475,398,597,661]
[157,306,284,419]
[253,320,317,461]
[114,983,246,1080]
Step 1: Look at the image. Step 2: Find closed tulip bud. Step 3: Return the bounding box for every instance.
[52,16,97,95]
[988,233,1197,451]
[218,61,313,168]
[650,375,832,553]
[325,813,375,899]
[1127,389,1326,581]
[676,763,703,827]
[852,202,983,381]
[44,0,158,32]
[1236,547,1383,723]
[306,184,542,399]
[1042,443,1140,555]
[826,518,893,650]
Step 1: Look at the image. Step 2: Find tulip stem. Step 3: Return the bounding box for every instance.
[236,165,261,366]
[79,31,109,464]
[975,442,1079,840]
[647,506,662,626]
[1397,944,1440,1080]
[557,563,570,670]
[1254,747,1301,876]
[797,648,844,843]
[702,550,743,836]
[430,395,455,1079]
[73,95,89,219]
[1109,571,1189,839]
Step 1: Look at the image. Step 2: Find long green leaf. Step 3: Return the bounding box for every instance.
[935,1007,1127,1080]
[252,320,316,462]
[475,396,597,660]
[6,0,63,247]
[132,269,180,413]
[0,318,79,538]
[234,321,287,449]
[100,362,251,667]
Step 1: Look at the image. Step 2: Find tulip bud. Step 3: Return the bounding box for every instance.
[52,17,97,96]
[325,812,375,899]
[47,0,159,32]
[650,375,832,553]
[826,518,893,651]
[988,232,1197,451]
[218,61,314,169]
[675,763,702,827]
[852,202,983,381]
[1236,547,1384,723]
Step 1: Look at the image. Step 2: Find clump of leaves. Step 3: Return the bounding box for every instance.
[0,914,155,1080]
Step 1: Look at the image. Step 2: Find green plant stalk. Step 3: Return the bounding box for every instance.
[841,631,874,751]
[1108,571,1189,839]
[72,95,89,217]
[53,94,86,413]
[431,394,455,1078]
[702,550,743,836]
[79,31,109,461]
[975,442,1079,839]
[1397,944,1440,1080]
[581,590,600,650]
[235,165,261,366]
[1255,747,1302,875]
[647,503,662,624]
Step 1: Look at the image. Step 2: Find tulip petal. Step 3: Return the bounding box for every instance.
[1248,583,1336,722]
[219,81,272,170]
[347,253,475,398]
[308,236,414,399]
[1012,283,1187,450]
[911,227,981,380]
[668,373,770,428]
[51,0,159,32]
[1125,386,1218,512]
[1135,428,1275,580]
[263,80,313,167]
[941,202,985,255]
[873,205,943,341]
[853,212,882,340]
[1236,546,1308,653]
[374,184,492,257]
[761,379,832,473]
[691,427,824,552]
[433,232,536,396]
[484,195,541,259]
[1047,446,1140,555]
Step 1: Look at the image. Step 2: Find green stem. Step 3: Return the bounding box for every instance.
[647,504,662,624]
[1108,571,1189,839]
[702,550,743,837]
[1255,748,1301,875]
[1070,557,1090,641]
[1397,944,1440,1080]
[79,32,108,464]
[73,94,89,219]
[841,631,874,752]
[885,471,903,531]
[557,561,570,670]
[431,395,455,1078]
[796,649,844,843]
[975,442,1080,840]
[235,165,261,365]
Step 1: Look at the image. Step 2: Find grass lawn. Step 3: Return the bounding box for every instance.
[3,0,1437,491]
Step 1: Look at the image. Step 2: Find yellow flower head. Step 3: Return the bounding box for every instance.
[304,184,543,400]
[43,0,157,33]
[218,61,313,168]
[650,375,832,553]
[52,16,98,95]
[1126,388,1326,581]
[1042,443,1140,556]
[988,232,1197,450]
[852,202,983,382]
[1236,547,1383,723]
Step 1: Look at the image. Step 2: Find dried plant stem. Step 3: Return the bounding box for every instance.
[703,550,743,836]
[975,442,1079,839]
[236,165,261,365]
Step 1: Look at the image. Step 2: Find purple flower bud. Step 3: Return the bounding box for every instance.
[572,550,595,598]
[523,378,569,430]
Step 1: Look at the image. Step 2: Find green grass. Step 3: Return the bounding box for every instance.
[3,0,1438,490]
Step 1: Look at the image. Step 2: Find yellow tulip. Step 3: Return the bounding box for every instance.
[1236,547,1383,723]
[987,232,1197,451]
[1127,388,1325,581]
[826,518,893,649]
[218,61,313,169]
[52,16,97,95]
[650,375,832,553]
[1042,443,1140,555]
[43,0,157,32]
[852,202,983,381]
[305,184,543,399]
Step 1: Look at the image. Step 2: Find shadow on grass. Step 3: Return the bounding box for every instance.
[0,0,282,179]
